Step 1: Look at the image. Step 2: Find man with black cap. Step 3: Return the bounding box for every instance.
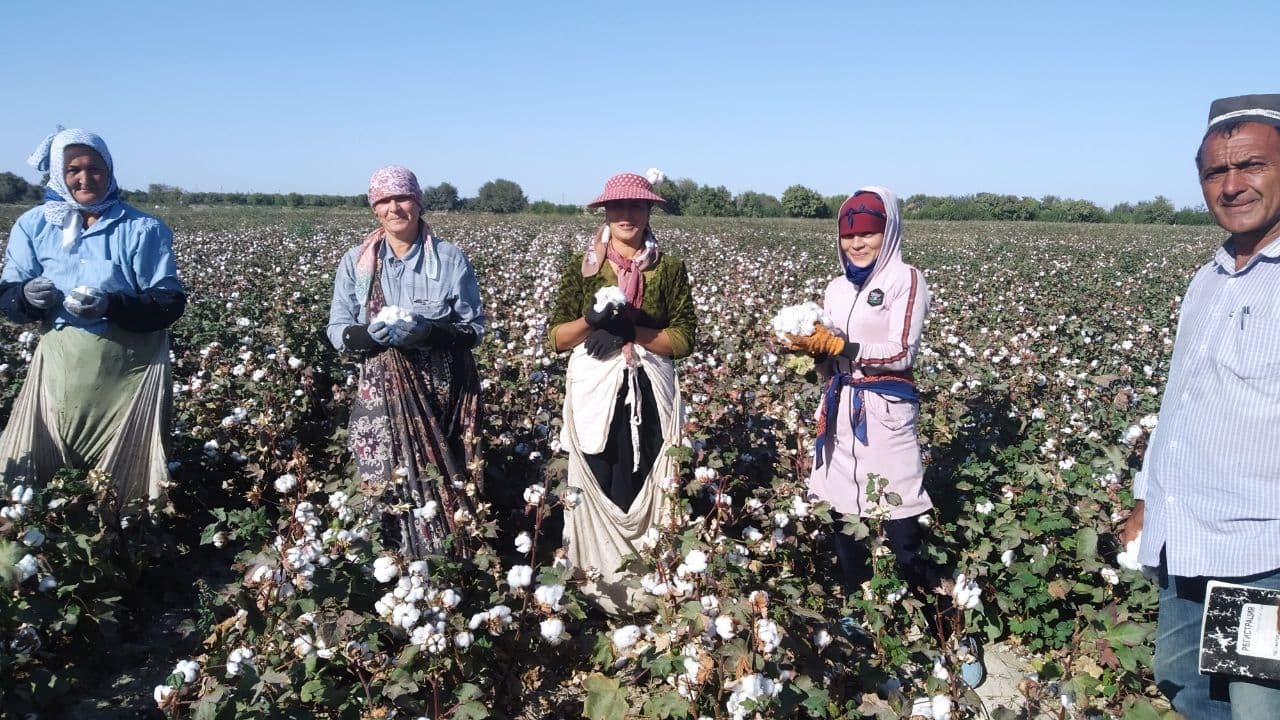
[1122,94,1280,718]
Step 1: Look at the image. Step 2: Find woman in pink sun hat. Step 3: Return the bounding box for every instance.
[545,170,697,614]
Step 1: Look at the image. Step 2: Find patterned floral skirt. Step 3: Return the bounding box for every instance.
[349,346,481,558]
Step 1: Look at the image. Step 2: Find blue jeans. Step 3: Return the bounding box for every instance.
[1155,557,1280,719]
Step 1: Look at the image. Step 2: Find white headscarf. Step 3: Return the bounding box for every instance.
[27,126,120,245]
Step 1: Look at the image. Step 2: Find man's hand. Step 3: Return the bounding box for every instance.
[1120,500,1144,546]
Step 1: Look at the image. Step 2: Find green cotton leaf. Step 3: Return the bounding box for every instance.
[382,675,418,700]
[582,674,628,720]
[840,519,870,540]
[883,492,903,507]
[1106,620,1149,647]
[1074,526,1098,562]
[642,690,691,719]
[1122,697,1170,720]
[455,683,484,702]
[299,677,326,703]
[191,688,230,720]
[258,667,289,686]
[453,701,491,720]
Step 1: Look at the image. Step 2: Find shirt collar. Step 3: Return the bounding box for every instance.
[78,202,126,238]
[1216,234,1280,274]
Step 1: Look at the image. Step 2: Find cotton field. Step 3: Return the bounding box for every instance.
[0,207,1218,718]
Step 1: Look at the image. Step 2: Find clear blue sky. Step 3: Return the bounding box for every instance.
[3,1,1276,209]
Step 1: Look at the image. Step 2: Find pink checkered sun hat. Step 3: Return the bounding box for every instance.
[587,172,665,208]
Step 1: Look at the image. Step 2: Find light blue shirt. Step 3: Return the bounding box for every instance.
[1135,237,1280,577]
[2,203,183,333]
[326,235,485,351]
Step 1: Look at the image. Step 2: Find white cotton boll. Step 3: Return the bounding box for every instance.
[714,614,736,640]
[932,658,950,681]
[274,474,297,493]
[645,167,665,186]
[173,659,200,684]
[612,624,642,650]
[593,285,627,313]
[1100,567,1120,585]
[514,531,532,554]
[16,554,38,582]
[454,630,473,648]
[540,618,566,645]
[1117,533,1143,571]
[373,556,399,583]
[562,487,583,509]
[683,549,708,574]
[373,305,416,342]
[931,694,953,720]
[534,583,566,611]
[700,595,720,613]
[813,628,832,649]
[769,302,832,341]
[507,565,533,589]
[1001,549,1014,567]
[413,501,438,521]
[523,484,546,505]
[975,500,994,515]
[153,685,175,706]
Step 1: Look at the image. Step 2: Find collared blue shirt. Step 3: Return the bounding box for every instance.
[2,203,183,333]
[1135,236,1280,577]
[326,235,485,351]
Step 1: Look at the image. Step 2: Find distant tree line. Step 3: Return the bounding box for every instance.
[0,171,1214,224]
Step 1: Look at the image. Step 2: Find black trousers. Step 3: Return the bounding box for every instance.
[831,513,955,623]
[583,368,662,512]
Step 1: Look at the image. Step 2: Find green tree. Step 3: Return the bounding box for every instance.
[683,185,736,217]
[781,184,827,218]
[0,172,34,204]
[734,191,783,218]
[475,179,528,213]
[650,178,684,215]
[1133,195,1176,225]
[422,182,460,212]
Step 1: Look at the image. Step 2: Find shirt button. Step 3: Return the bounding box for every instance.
[1168,440,1178,449]
[1167,496,1175,503]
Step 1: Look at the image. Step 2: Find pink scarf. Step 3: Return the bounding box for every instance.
[580,223,659,316]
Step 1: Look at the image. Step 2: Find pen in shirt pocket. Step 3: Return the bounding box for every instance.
[1240,305,1250,331]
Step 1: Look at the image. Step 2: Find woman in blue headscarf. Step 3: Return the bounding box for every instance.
[0,127,186,507]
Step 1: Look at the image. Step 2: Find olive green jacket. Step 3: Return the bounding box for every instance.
[545,253,696,359]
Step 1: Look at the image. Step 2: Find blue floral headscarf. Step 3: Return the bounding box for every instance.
[26,126,120,227]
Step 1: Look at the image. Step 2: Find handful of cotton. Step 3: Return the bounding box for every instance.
[373,305,416,342]
[770,302,832,342]
[1116,532,1142,571]
[593,285,627,313]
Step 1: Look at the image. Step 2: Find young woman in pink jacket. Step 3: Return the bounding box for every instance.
[785,188,981,682]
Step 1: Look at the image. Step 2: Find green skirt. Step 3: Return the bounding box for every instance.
[0,324,172,505]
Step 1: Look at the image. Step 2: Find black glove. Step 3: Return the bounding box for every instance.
[401,318,476,349]
[343,324,386,352]
[22,277,61,310]
[583,325,636,360]
[584,302,621,328]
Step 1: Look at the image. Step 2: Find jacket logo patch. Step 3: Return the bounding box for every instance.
[867,289,884,307]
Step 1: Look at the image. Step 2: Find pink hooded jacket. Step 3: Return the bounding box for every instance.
[807,186,933,520]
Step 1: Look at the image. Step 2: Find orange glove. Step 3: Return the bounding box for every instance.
[784,324,851,358]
